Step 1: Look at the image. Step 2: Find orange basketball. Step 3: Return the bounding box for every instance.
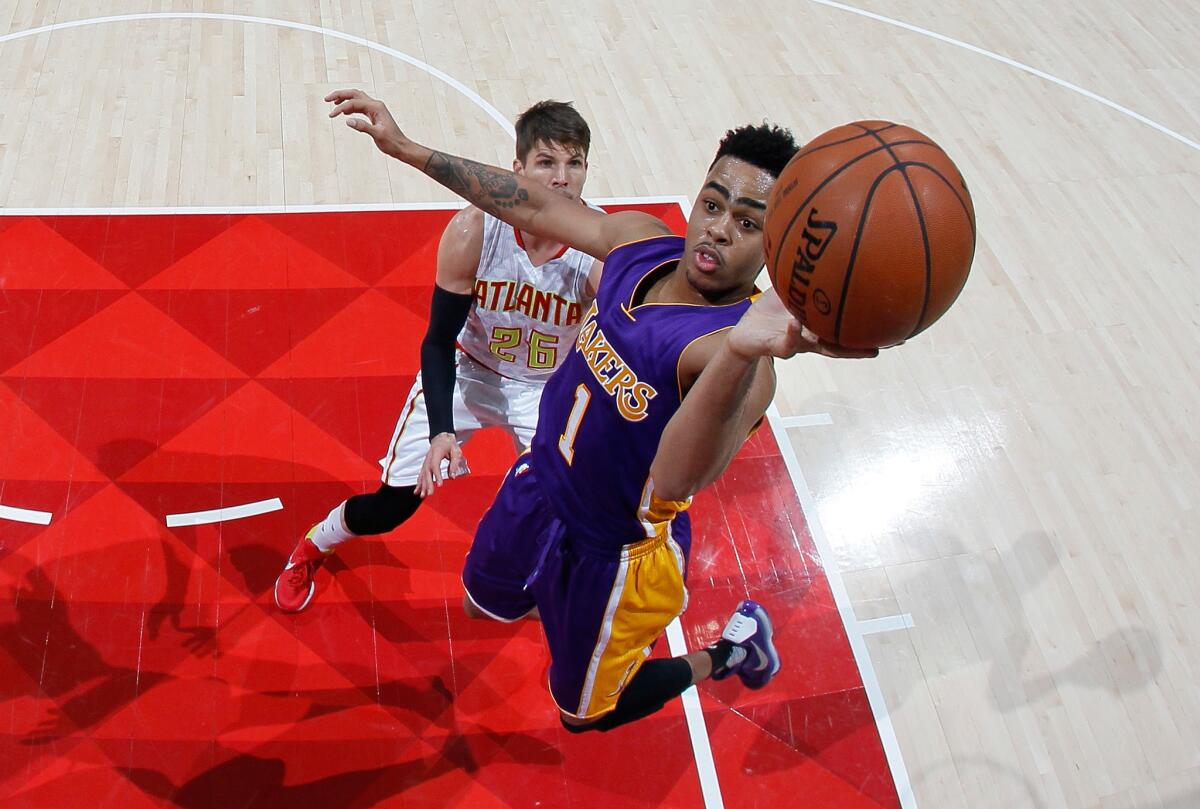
[764,121,976,349]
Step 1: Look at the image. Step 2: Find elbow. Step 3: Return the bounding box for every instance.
[420,334,450,357]
[653,484,695,504]
[648,468,698,505]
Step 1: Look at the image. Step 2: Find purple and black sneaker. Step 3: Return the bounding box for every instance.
[715,599,781,689]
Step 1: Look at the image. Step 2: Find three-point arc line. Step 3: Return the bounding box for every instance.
[0,503,54,525]
[164,497,285,527]
[1,498,286,527]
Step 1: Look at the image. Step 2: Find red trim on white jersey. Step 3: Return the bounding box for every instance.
[512,226,570,261]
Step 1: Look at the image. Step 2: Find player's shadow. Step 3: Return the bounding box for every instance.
[911,755,1044,807]
[12,530,220,745]
[122,730,563,807]
[728,531,1164,781]
[1004,625,1162,706]
[909,755,1200,809]
[228,651,458,733]
[146,533,217,655]
[94,436,161,480]
[3,566,170,749]
[835,528,1163,715]
[1153,788,1200,808]
[123,745,456,809]
[984,532,1163,714]
[226,541,286,594]
[181,659,457,739]
[97,437,414,594]
[261,673,455,729]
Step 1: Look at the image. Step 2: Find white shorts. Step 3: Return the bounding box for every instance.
[378,352,544,487]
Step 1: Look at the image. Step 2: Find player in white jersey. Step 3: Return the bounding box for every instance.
[275,100,601,613]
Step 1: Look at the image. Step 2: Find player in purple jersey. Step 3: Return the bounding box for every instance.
[327,88,877,732]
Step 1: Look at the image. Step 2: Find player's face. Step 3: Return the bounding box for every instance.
[683,156,774,301]
[514,141,588,200]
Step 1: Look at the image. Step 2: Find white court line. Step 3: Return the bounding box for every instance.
[165,497,283,528]
[858,613,916,636]
[767,405,917,808]
[665,618,724,809]
[0,202,468,216]
[0,504,53,525]
[778,413,834,428]
[0,13,515,140]
[809,0,1200,153]
[0,196,692,217]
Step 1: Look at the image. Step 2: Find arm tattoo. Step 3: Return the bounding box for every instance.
[424,152,530,214]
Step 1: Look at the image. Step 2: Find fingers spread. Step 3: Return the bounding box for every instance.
[324,88,365,104]
[330,98,373,118]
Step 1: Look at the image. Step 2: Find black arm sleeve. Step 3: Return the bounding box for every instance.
[421,284,475,439]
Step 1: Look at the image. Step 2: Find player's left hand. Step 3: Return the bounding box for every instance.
[416,432,469,498]
[326,88,409,158]
[727,288,880,361]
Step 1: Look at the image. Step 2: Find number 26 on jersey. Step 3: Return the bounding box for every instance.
[488,326,558,370]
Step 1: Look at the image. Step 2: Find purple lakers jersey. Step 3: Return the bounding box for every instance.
[529,235,753,552]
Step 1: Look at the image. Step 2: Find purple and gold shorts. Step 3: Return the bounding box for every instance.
[462,456,691,719]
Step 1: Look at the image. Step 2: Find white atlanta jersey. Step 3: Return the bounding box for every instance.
[458,210,596,382]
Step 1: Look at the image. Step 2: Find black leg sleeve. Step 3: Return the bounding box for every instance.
[560,657,695,734]
[342,484,423,536]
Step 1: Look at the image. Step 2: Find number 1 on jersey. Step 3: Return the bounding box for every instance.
[557,384,591,465]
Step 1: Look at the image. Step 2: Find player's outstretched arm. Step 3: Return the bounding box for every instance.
[326,89,667,260]
[649,289,878,502]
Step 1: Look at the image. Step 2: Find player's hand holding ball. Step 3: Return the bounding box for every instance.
[764,120,976,350]
[727,288,879,362]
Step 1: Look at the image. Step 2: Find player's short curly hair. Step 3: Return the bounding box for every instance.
[710,123,799,178]
[515,100,591,161]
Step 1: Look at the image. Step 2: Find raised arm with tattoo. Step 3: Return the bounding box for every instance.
[325,89,666,260]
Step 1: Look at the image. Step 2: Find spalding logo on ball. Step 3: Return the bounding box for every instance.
[764,121,976,350]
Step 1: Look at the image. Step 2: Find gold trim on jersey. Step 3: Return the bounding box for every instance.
[563,525,688,720]
[605,232,678,259]
[674,324,737,401]
[623,250,763,316]
[636,478,692,538]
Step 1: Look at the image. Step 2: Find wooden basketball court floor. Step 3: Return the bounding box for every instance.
[1,2,1198,808]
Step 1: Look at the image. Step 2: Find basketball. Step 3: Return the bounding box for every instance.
[764,121,976,349]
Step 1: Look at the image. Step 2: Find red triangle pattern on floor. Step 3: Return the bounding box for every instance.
[6,293,247,380]
[0,289,128,374]
[138,287,368,377]
[0,210,899,809]
[48,214,240,289]
[0,219,129,290]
